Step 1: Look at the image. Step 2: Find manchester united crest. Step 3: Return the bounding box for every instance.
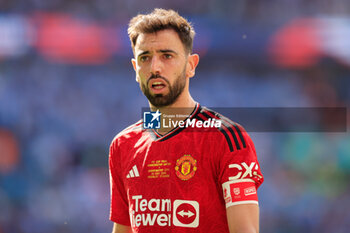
[175,155,197,180]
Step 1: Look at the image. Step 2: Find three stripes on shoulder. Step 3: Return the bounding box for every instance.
[196,108,247,152]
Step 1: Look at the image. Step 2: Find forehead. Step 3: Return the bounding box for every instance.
[134,29,185,53]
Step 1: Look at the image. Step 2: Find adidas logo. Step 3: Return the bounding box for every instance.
[126,165,140,178]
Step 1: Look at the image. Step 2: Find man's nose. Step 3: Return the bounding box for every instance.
[150,56,162,74]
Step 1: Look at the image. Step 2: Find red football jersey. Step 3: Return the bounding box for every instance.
[109,103,264,232]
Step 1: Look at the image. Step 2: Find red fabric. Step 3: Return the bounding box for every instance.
[109,105,264,232]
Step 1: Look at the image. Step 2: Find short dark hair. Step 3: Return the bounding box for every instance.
[128,8,195,54]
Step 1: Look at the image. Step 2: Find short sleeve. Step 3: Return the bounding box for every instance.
[109,141,131,225]
[218,131,264,208]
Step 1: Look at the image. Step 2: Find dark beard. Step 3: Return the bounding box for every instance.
[141,68,186,108]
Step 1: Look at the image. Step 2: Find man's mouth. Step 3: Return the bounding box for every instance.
[151,82,166,89]
[149,78,168,93]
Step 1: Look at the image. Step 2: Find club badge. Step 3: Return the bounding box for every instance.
[175,155,197,180]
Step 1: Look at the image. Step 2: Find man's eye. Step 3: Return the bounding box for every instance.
[140,56,149,62]
[164,54,172,59]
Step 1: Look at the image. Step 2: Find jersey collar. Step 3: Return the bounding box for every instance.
[148,103,201,142]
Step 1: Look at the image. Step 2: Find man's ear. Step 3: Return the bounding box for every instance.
[131,58,139,83]
[187,54,200,78]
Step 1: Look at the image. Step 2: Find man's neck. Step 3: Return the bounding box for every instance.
[150,97,197,135]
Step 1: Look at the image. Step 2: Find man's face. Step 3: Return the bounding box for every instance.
[132,29,190,108]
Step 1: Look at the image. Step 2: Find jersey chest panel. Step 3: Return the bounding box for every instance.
[120,132,228,232]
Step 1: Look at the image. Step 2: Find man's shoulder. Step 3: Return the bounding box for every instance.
[199,106,243,129]
[198,106,251,152]
[111,120,144,144]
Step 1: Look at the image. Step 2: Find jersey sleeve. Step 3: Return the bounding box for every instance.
[217,128,264,208]
[109,139,131,225]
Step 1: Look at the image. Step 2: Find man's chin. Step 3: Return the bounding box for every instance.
[150,100,169,108]
[148,96,173,108]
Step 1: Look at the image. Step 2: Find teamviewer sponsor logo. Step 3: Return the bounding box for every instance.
[130,195,199,228]
[143,110,161,129]
[173,200,199,228]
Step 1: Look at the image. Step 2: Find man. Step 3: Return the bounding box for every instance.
[109,8,264,233]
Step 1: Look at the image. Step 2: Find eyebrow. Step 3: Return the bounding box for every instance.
[159,49,177,54]
[137,49,178,58]
[137,51,150,58]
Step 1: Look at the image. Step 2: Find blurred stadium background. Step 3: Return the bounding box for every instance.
[0,0,350,232]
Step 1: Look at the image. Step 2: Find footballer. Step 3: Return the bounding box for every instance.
[109,8,264,233]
